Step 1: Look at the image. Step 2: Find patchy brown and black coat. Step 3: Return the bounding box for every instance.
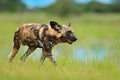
[8,21,77,66]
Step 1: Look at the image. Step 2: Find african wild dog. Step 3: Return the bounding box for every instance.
[8,21,77,66]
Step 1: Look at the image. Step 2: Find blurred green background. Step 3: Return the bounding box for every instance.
[0,0,120,80]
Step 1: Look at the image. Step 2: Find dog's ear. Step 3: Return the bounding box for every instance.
[50,21,61,31]
[67,23,71,27]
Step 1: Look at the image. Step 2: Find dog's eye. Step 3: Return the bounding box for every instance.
[66,31,72,36]
[67,31,72,33]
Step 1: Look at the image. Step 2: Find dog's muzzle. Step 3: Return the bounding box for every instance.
[66,36,77,44]
[60,35,77,44]
[73,36,77,42]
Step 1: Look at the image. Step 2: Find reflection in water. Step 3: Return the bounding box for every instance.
[73,46,107,62]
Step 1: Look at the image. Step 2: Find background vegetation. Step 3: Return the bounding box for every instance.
[0,0,120,16]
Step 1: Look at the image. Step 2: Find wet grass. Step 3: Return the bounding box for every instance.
[0,12,120,80]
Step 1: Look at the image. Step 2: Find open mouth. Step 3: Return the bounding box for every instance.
[66,39,73,44]
[60,36,75,44]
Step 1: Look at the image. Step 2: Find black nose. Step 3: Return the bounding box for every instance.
[73,37,77,41]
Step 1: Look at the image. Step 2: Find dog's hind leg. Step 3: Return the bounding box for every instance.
[8,29,21,63]
[20,47,36,62]
[8,44,20,63]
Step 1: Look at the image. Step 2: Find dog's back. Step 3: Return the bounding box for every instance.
[14,23,44,47]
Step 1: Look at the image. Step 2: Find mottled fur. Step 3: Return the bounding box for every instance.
[8,21,77,66]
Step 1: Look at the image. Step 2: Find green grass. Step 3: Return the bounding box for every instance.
[0,59,119,80]
[0,12,120,80]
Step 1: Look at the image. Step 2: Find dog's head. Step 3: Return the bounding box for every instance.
[50,21,77,44]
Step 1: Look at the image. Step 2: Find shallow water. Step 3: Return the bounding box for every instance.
[24,45,108,63]
[73,46,107,62]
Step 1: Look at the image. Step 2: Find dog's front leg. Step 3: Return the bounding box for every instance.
[47,55,57,66]
[46,49,57,66]
[40,48,57,66]
[40,49,47,65]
